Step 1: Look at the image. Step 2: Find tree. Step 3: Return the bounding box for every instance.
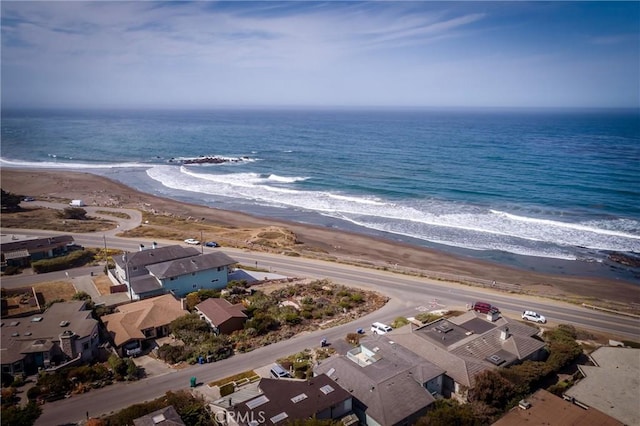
[415,399,480,426]
[58,207,88,220]
[469,370,517,410]
[0,189,23,212]
[0,401,42,426]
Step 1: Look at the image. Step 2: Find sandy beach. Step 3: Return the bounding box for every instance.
[2,168,639,310]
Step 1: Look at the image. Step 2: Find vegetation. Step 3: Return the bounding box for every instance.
[0,401,42,426]
[156,314,233,365]
[58,207,89,220]
[31,249,97,273]
[416,399,483,426]
[100,390,211,426]
[415,323,587,425]
[0,189,23,212]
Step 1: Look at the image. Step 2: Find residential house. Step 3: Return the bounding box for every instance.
[195,298,247,335]
[111,244,236,300]
[492,389,623,426]
[563,346,639,426]
[101,294,189,357]
[1,301,99,375]
[231,374,353,426]
[133,405,185,426]
[390,310,546,401]
[314,335,445,426]
[1,234,78,268]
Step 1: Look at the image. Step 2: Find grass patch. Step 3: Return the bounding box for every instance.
[35,281,77,303]
[1,207,115,232]
[95,210,131,219]
[92,274,114,296]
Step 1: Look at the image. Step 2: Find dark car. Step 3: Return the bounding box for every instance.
[205,241,219,247]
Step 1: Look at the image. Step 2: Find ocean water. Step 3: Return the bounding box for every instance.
[2,108,640,281]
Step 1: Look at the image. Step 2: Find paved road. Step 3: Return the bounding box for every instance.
[3,204,639,425]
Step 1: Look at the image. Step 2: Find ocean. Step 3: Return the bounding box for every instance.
[2,108,639,282]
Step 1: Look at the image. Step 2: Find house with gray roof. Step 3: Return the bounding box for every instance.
[133,405,185,426]
[111,244,236,300]
[1,301,99,376]
[232,374,353,426]
[1,234,78,268]
[314,335,445,426]
[563,346,639,426]
[390,310,546,401]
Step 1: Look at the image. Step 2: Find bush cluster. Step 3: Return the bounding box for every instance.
[31,250,96,273]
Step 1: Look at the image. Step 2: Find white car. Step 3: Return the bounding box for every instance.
[522,311,546,323]
[184,238,200,245]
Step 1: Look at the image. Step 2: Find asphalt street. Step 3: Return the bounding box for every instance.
[2,204,638,425]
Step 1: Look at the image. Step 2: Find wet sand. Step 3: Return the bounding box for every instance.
[2,168,639,310]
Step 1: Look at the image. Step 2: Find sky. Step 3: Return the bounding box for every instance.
[1,1,639,109]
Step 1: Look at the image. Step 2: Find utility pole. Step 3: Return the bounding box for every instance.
[103,235,108,274]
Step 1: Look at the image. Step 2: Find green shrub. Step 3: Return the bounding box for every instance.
[219,382,235,397]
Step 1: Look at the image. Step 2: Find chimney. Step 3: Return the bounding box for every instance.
[139,244,145,251]
[500,327,510,341]
[152,242,158,249]
[59,330,78,359]
[181,298,187,311]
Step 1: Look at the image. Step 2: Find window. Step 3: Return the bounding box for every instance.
[170,277,175,281]
[193,284,197,288]
[83,342,90,350]
[192,272,196,276]
[217,267,223,272]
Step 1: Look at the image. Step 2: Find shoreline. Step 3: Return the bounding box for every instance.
[1,168,639,310]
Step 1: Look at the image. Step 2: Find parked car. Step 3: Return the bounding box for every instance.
[270,363,292,379]
[472,301,500,314]
[184,238,200,245]
[23,197,35,202]
[205,241,219,247]
[371,322,393,335]
[522,311,546,323]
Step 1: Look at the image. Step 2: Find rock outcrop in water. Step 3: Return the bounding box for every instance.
[169,156,250,165]
[607,252,640,268]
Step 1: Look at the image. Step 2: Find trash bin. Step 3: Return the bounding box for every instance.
[198,356,204,364]
[190,377,197,388]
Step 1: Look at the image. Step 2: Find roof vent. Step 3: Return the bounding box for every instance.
[60,321,70,327]
[152,414,166,424]
[11,332,19,337]
[519,399,532,410]
[31,317,43,322]
[24,332,32,336]
[9,321,19,327]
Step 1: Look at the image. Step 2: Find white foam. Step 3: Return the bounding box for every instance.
[266,174,308,183]
[143,165,640,255]
[0,157,148,169]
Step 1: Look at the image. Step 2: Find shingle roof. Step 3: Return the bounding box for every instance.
[492,389,623,426]
[195,298,246,326]
[146,252,236,279]
[314,336,442,425]
[130,275,163,294]
[390,313,545,388]
[1,301,96,365]
[133,405,185,426]
[1,235,75,254]
[101,294,188,347]
[113,245,199,269]
[564,347,640,426]
[234,374,351,426]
